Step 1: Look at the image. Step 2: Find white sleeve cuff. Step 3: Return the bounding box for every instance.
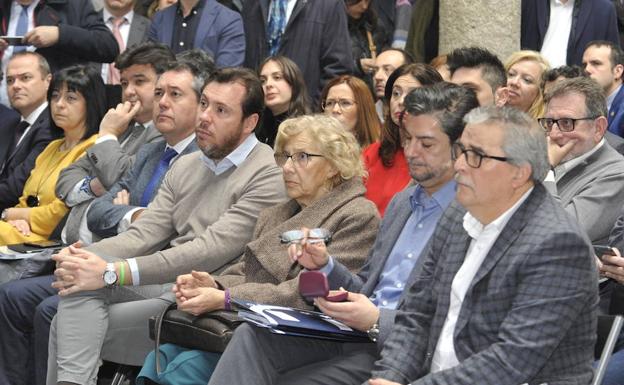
[96,134,118,144]
[127,258,140,286]
[117,207,144,234]
[544,169,556,182]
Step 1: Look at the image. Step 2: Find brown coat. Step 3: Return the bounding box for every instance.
[216,178,380,309]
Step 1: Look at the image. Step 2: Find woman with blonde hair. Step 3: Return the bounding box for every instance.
[504,50,550,119]
[320,75,381,148]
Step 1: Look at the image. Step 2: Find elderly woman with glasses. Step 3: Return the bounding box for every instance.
[0,65,106,246]
[136,114,380,385]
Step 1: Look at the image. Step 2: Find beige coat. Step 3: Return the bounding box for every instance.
[217,178,380,309]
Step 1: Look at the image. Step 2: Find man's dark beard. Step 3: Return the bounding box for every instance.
[201,126,244,161]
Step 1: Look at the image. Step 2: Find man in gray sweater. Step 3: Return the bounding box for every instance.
[48,67,287,385]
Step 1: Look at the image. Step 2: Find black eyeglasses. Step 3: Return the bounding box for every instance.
[26,195,39,207]
[274,152,324,168]
[537,117,597,133]
[451,142,509,168]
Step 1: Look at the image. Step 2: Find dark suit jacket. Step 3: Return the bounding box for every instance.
[608,84,624,137]
[371,184,598,385]
[0,107,59,211]
[148,0,244,67]
[0,0,119,71]
[242,0,353,102]
[605,131,624,154]
[521,0,620,66]
[87,138,198,238]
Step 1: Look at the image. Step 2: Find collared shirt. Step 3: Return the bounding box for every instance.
[540,0,574,67]
[171,0,205,54]
[0,0,40,106]
[201,133,259,175]
[369,181,456,310]
[100,9,134,83]
[431,187,534,373]
[554,138,604,180]
[607,84,622,112]
[15,101,47,148]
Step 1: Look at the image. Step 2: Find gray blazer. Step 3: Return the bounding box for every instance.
[370,184,598,385]
[545,142,624,244]
[327,185,427,347]
[56,123,162,242]
[87,138,198,238]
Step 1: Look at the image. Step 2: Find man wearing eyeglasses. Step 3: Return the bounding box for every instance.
[366,106,597,385]
[208,83,478,385]
[539,76,624,244]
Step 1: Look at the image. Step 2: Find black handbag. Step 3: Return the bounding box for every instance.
[149,303,242,373]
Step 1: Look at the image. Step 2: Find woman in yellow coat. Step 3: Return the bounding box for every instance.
[0,65,107,246]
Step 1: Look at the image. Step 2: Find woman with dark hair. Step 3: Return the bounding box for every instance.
[344,0,389,86]
[0,65,107,245]
[363,63,442,215]
[256,56,311,147]
[320,74,380,148]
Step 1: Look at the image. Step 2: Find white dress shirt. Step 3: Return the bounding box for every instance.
[540,0,574,67]
[100,9,133,84]
[430,187,534,372]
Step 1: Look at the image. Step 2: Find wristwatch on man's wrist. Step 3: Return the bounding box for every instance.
[1,209,8,222]
[367,322,380,342]
[103,263,118,287]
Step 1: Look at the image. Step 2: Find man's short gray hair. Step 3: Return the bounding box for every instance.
[544,77,607,118]
[464,106,549,183]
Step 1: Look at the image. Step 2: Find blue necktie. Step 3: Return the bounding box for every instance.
[13,5,29,53]
[266,0,287,56]
[140,147,177,207]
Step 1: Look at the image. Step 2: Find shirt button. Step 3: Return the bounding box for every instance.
[407,253,413,259]
[182,22,187,27]
[417,223,423,229]
[382,300,388,306]
[396,283,402,288]
[179,42,184,46]
[193,10,197,14]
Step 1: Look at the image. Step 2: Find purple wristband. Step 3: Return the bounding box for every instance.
[224,289,231,311]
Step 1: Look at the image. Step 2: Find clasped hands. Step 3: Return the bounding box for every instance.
[51,242,108,296]
[173,270,224,316]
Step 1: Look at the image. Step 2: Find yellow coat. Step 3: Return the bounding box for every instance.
[0,134,97,246]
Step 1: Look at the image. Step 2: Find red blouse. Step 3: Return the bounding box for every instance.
[363,141,411,216]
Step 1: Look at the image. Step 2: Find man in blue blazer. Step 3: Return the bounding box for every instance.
[583,40,624,137]
[148,0,244,67]
[521,0,620,67]
[87,137,198,238]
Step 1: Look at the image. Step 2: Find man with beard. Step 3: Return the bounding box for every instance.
[206,82,478,385]
[47,67,287,385]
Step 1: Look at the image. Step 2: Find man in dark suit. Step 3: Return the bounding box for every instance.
[521,0,620,67]
[207,83,478,385]
[242,0,353,102]
[55,42,175,245]
[100,0,150,85]
[0,51,57,211]
[148,0,244,67]
[583,40,624,137]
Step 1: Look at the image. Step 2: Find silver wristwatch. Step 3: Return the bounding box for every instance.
[367,322,380,342]
[103,263,118,287]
